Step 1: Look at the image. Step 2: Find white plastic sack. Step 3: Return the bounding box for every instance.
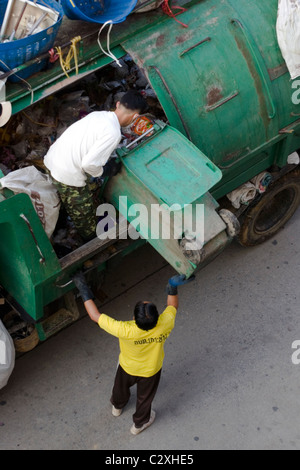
[288,151,300,164]
[277,0,300,79]
[251,172,272,194]
[0,320,15,390]
[227,182,257,209]
[0,166,60,238]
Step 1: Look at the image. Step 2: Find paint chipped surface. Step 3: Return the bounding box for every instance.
[207,86,224,106]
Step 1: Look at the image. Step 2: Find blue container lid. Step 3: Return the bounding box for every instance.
[61,0,138,24]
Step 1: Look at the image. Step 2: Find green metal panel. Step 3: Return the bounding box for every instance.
[6,45,126,115]
[0,193,61,320]
[0,189,134,323]
[117,124,222,207]
[105,170,227,278]
[121,0,300,197]
[105,124,227,277]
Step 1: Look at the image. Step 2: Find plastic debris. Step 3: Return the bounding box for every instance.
[226,182,257,209]
[0,53,167,255]
[288,151,300,165]
[251,172,272,194]
[0,319,15,390]
[226,171,273,209]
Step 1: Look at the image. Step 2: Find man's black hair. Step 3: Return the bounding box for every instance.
[134,301,159,331]
[120,90,148,114]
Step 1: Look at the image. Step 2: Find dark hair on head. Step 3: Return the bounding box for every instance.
[120,90,148,114]
[134,301,159,331]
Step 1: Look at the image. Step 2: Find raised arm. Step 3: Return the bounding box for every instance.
[72,272,101,323]
[167,294,179,309]
[166,274,195,310]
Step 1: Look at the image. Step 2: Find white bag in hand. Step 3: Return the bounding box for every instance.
[0,320,15,390]
[277,0,300,79]
[0,166,60,238]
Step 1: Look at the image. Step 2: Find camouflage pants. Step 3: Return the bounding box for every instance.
[51,178,97,240]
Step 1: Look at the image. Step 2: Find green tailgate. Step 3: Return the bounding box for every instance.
[106,124,226,277]
[118,124,222,207]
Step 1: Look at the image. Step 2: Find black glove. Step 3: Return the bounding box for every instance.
[72,271,94,302]
[102,159,122,178]
[166,274,195,295]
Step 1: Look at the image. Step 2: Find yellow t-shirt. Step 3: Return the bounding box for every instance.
[98,306,177,377]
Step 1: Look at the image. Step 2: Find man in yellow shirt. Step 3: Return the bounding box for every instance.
[73,271,194,435]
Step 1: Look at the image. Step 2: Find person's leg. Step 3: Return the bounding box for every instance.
[111,365,137,411]
[51,178,96,240]
[133,369,162,429]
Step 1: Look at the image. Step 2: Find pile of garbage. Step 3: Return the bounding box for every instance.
[0,54,166,176]
[0,54,167,255]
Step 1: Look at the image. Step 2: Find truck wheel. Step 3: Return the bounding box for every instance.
[238,169,300,246]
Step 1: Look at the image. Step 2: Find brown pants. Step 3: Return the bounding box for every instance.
[111,365,162,428]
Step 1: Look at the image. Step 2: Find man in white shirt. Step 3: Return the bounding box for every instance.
[44,90,148,241]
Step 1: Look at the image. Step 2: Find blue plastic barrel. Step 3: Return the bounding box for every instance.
[0,0,63,82]
[61,0,138,24]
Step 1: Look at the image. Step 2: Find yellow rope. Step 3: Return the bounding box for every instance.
[22,111,58,128]
[56,36,81,78]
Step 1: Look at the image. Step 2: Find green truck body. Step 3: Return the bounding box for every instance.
[0,0,299,342]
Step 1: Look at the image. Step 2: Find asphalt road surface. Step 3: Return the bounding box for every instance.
[0,208,300,451]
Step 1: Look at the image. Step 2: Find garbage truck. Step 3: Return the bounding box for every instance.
[0,0,299,350]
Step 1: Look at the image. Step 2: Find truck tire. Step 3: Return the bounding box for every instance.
[238,168,300,246]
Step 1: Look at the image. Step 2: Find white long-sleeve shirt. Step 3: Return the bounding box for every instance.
[44,111,121,187]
